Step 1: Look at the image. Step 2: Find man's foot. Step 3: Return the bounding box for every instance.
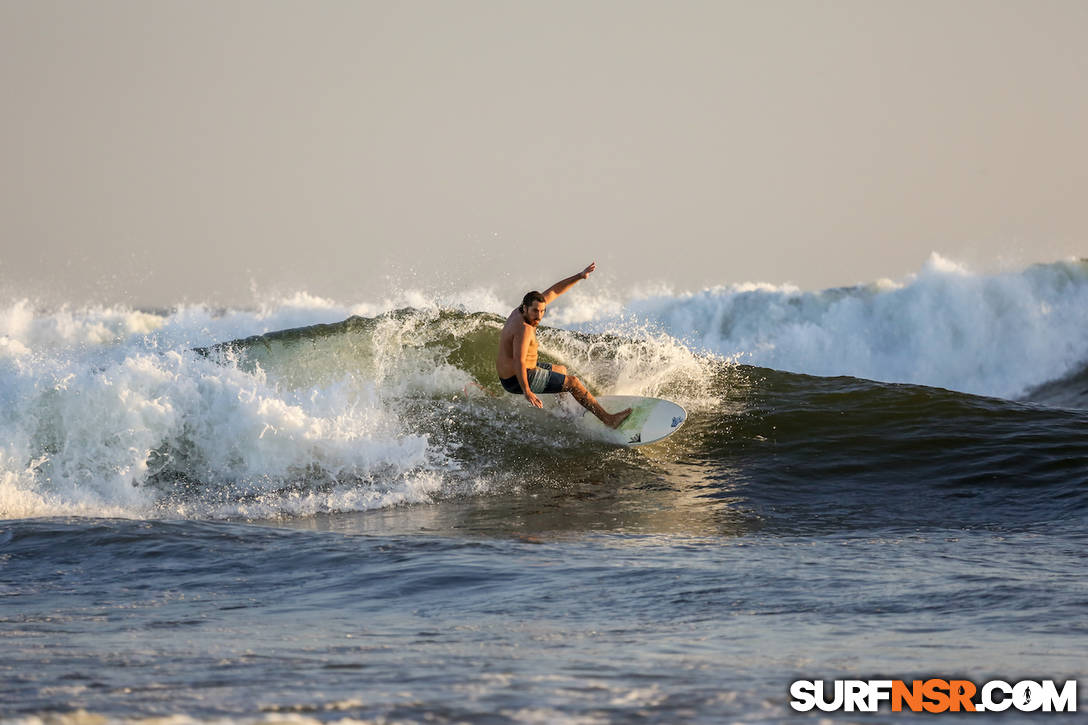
[603,407,632,429]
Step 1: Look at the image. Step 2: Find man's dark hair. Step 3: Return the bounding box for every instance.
[520,291,546,311]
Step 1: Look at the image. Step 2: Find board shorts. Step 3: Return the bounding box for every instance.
[499,362,566,395]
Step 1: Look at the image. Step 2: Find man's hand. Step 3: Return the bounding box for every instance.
[543,262,597,303]
[525,391,543,408]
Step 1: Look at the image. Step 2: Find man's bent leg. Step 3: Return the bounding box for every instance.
[563,375,632,429]
[549,364,572,403]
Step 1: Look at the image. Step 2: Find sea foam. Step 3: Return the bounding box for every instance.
[566,254,1088,399]
[0,299,449,520]
[2,255,1086,520]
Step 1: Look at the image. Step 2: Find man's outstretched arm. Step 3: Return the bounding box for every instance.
[542,262,596,304]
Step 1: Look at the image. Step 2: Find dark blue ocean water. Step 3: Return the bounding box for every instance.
[4,361,1087,723]
[3,515,1086,723]
[3,263,1088,722]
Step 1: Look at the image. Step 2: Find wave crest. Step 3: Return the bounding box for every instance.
[599,255,1088,399]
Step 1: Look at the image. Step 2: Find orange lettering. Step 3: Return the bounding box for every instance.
[922,679,951,713]
[892,680,924,712]
[948,680,976,712]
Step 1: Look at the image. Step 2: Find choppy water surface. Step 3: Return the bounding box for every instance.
[2,258,1087,722]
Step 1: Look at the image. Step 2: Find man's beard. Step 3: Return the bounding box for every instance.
[522,312,539,327]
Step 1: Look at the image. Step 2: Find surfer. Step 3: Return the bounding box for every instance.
[497,262,632,429]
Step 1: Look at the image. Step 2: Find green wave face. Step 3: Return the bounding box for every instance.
[180,308,1088,533]
[196,308,717,402]
[197,309,506,393]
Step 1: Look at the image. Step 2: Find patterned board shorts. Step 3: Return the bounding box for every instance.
[499,361,566,395]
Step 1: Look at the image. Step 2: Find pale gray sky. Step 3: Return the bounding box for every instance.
[2,0,1086,307]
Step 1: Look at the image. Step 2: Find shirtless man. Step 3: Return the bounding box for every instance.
[496,262,632,429]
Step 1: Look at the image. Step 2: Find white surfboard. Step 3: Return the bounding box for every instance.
[548,394,687,447]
